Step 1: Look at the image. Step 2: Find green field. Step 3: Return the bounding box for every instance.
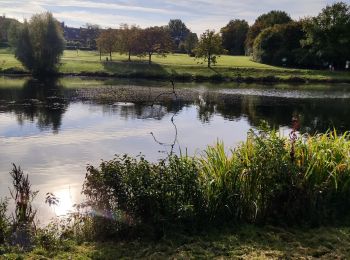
[1,48,350,82]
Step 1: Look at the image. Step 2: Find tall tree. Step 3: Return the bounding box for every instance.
[14,12,65,75]
[246,11,292,54]
[167,19,190,50]
[302,2,350,69]
[253,22,305,66]
[0,16,21,45]
[220,19,249,55]
[118,24,140,61]
[8,20,22,48]
[137,26,173,64]
[15,21,33,71]
[184,32,198,55]
[96,28,118,61]
[195,30,225,68]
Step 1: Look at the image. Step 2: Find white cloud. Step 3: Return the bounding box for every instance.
[53,10,160,28]
[0,0,342,34]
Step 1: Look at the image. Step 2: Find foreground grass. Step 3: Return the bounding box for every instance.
[3,226,350,259]
[1,49,350,82]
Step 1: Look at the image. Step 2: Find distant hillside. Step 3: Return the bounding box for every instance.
[0,16,99,50]
[0,16,20,46]
[61,22,100,50]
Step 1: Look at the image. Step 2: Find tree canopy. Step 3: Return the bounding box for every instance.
[167,19,190,50]
[253,22,304,66]
[246,10,292,53]
[137,26,173,64]
[0,16,21,47]
[96,28,118,60]
[117,24,141,61]
[302,2,350,69]
[13,12,65,75]
[195,30,225,67]
[221,19,249,55]
[184,32,198,55]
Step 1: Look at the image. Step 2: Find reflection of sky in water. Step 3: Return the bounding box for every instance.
[0,102,251,222]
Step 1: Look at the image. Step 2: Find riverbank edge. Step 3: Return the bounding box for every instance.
[1,69,350,84]
[4,225,350,259]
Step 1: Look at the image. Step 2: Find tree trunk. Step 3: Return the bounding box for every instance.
[208,53,211,68]
[148,53,152,65]
[99,49,101,61]
[128,51,131,62]
[110,51,112,61]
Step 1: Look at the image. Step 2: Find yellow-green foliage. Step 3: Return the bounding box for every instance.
[296,131,350,190]
[199,130,350,224]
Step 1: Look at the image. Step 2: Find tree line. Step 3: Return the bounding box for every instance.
[1,1,349,75]
[95,20,202,64]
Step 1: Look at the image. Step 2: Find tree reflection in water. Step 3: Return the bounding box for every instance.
[0,78,68,134]
[0,79,350,134]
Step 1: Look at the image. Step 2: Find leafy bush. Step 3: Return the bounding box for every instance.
[83,155,205,238]
[252,22,305,67]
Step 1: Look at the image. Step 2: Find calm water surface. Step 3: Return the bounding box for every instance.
[1,77,350,221]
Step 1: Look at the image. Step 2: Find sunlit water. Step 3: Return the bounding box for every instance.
[1,77,350,222]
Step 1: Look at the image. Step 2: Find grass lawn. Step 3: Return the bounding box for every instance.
[3,225,350,259]
[1,48,350,82]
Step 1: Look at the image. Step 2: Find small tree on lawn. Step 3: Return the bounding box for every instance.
[118,24,141,61]
[96,28,118,61]
[137,26,173,65]
[195,30,225,67]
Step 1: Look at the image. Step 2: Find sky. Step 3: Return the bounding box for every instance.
[0,0,346,34]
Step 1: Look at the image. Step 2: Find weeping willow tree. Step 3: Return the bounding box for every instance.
[14,12,65,76]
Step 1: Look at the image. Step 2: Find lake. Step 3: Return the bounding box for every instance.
[1,76,350,221]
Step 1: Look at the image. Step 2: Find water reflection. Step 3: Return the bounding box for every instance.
[1,78,350,134]
[0,78,68,133]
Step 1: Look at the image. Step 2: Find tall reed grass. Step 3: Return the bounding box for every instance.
[199,129,350,224]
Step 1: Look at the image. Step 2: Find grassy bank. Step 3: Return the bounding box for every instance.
[4,226,350,259]
[1,49,350,83]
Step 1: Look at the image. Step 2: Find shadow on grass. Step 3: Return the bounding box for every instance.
[85,226,350,259]
[102,61,171,79]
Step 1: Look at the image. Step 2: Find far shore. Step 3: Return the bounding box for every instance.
[1,50,350,83]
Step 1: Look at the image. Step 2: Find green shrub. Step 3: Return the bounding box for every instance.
[252,22,305,67]
[83,155,205,238]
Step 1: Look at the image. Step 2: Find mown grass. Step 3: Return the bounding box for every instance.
[1,48,350,82]
[3,226,350,259]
